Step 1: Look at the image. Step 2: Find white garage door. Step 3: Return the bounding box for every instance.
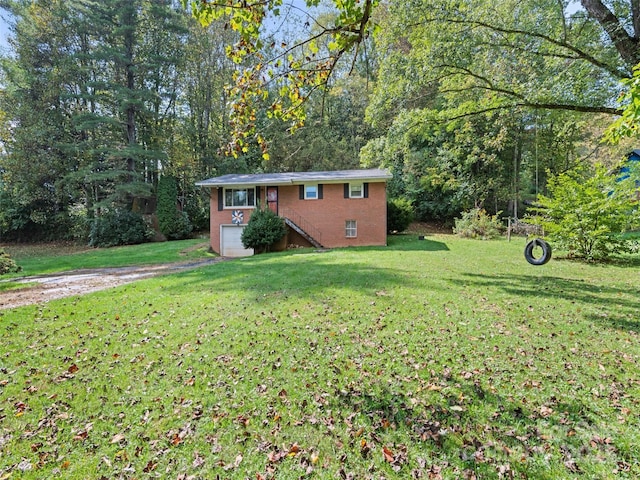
[220,225,254,257]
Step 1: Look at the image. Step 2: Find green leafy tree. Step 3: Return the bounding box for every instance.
[68,0,188,209]
[241,206,287,253]
[529,164,640,259]
[370,1,629,125]
[157,175,193,240]
[607,64,640,142]
[1,0,194,241]
[361,0,630,221]
[264,74,378,173]
[182,0,378,155]
[0,0,80,240]
[176,19,237,179]
[361,109,521,221]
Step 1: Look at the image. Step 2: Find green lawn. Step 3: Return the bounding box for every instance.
[2,238,214,277]
[1,235,639,479]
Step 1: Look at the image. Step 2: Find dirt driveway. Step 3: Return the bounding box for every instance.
[0,258,227,310]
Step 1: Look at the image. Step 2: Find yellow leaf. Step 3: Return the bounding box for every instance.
[262,153,270,161]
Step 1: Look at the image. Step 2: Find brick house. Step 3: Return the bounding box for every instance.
[196,169,393,256]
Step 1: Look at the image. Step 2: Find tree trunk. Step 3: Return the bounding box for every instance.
[581,0,640,69]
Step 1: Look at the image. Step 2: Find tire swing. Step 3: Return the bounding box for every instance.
[524,238,552,265]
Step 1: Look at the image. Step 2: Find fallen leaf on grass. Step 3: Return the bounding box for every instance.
[114,450,128,461]
[564,458,580,473]
[268,450,285,464]
[383,444,408,471]
[110,433,125,444]
[288,443,301,456]
[539,405,553,418]
[171,433,183,446]
[192,451,205,468]
[360,439,371,458]
[14,402,27,417]
[383,446,395,463]
[222,454,243,470]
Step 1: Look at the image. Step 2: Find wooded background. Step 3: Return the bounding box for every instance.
[0,0,636,242]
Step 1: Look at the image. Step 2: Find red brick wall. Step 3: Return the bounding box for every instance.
[207,182,388,254]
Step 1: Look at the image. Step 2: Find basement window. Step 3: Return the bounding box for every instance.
[345,220,357,238]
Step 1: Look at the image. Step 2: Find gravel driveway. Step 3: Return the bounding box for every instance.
[0,258,226,310]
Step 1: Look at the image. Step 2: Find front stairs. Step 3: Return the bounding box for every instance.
[279,209,323,248]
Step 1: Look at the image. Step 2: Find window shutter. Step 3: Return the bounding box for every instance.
[255,186,260,203]
[364,183,369,198]
[318,184,323,199]
[299,185,305,199]
[217,188,224,211]
[344,183,349,198]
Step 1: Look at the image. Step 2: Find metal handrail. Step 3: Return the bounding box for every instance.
[279,207,323,246]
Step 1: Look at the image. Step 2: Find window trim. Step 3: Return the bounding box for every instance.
[304,183,319,200]
[223,187,256,209]
[345,182,368,198]
[345,220,357,238]
[349,182,364,198]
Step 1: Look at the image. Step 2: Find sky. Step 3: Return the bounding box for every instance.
[0,8,11,53]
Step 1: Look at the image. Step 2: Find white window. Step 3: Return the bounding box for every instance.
[224,188,255,208]
[349,182,364,198]
[304,184,318,199]
[345,220,357,238]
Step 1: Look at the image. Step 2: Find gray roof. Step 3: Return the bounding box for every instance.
[196,169,392,188]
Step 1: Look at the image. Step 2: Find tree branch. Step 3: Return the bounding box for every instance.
[446,102,621,123]
[580,0,640,67]
[412,15,630,79]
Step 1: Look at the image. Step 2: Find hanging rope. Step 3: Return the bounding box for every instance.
[535,112,539,198]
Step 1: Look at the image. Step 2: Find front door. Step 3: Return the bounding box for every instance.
[266,186,278,213]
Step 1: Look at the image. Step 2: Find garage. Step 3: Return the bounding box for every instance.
[220,225,254,257]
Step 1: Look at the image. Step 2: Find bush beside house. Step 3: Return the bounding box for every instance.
[387,198,414,233]
[241,206,287,253]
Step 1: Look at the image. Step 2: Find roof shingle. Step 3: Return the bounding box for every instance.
[196,169,392,187]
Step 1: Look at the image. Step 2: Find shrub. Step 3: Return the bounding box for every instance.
[241,206,287,253]
[89,210,154,248]
[387,198,414,233]
[528,164,640,260]
[157,176,193,240]
[454,208,503,239]
[183,189,209,232]
[0,248,21,275]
